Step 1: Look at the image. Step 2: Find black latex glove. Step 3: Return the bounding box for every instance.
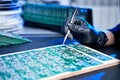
[64,17,108,47]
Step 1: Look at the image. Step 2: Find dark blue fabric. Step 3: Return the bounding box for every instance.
[108,23,120,45]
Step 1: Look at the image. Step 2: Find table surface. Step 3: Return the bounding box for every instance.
[0,33,120,80]
[0,26,120,80]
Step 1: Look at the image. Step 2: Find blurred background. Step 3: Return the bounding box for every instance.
[26,0,120,30]
[0,0,119,32]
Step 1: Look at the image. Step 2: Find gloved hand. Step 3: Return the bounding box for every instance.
[64,17,108,47]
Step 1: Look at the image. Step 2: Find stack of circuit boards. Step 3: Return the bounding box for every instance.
[22,2,92,27]
[0,31,31,47]
[0,44,119,80]
[0,0,24,32]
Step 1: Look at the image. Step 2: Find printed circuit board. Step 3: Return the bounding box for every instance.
[0,44,119,80]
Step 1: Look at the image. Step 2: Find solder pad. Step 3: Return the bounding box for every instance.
[0,44,119,80]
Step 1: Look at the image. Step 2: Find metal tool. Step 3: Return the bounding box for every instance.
[62,8,78,44]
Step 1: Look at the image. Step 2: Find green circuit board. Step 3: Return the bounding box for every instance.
[0,44,119,80]
[0,32,31,47]
[22,2,92,27]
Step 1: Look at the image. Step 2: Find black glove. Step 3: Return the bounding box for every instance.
[64,17,108,47]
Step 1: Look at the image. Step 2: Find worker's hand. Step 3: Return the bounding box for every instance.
[64,17,108,47]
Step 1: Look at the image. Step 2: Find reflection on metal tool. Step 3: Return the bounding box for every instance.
[63,8,78,44]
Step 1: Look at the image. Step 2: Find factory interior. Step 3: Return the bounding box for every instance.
[0,0,120,80]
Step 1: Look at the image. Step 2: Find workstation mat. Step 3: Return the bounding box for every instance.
[0,43,119,80]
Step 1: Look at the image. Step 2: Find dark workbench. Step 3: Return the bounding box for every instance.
[0,34,120,80]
